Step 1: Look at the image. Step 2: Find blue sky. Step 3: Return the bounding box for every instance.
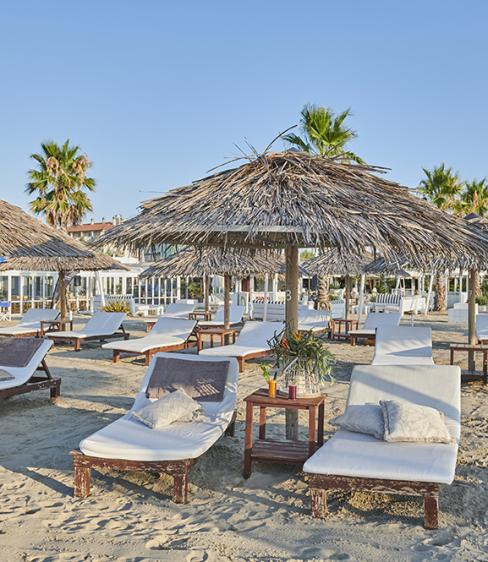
[1,1,487,221]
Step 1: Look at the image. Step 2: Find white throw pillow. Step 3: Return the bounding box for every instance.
[331,404,384,440]
[0,369,14,382]
[380,400,453,444]
[132,389,202,429]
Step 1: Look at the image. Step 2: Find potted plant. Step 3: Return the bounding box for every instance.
[267,329,334,397]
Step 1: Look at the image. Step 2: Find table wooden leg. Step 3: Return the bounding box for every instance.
[317,403,324,446]
[484,351,488,384]
[221,333,225,347]
[210,334,214,348]
[308,406,317,457]
[259,407,266,439]
[232,332,236,343]
[450,349,454,365]
[243,402,254,478]
[197,334,202,352]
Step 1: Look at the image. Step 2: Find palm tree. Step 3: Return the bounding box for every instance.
[418,164,462,311]
[456,179,488,217]
[26,140,96,316]
[26,140,95,228]
[284,104,364,163]
[285,105,363,309]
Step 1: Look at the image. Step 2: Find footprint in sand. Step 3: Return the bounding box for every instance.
[185,549,209,562]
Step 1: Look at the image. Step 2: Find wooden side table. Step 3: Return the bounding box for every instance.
[330,318,359,341]
[243,389,325,478]
[189,310,212,321]
[450,343,488,384]
[40,318,74,337]
[197,327,237,351]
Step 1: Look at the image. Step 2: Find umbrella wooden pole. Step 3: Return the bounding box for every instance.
[285,245,299,332]
[204,274,210,313]
[344,275,351,321]
[59,271,67,318]
[358,274,365,323]
[285,245,299,441]
[224,274,231,330]
[468,268,477,371]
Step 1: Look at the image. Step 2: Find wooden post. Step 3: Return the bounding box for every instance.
[59,271,67,318]
[285,245,299,440]
[285,245,299,332]
[468,268,477,371]
[204,274,210,313]
[344,275,351,321]
[224,274,231,329]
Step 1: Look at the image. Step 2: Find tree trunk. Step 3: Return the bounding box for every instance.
[434,272,446,312]
[468,269,477,371]
[317,275,330,310]
[59,271,67,318]
[472,270,481,298]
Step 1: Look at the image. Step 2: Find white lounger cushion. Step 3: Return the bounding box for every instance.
[0,339,53,391]
[198,305,245,328]
[163,303,196,318]
[0,308,59,336]
[102,318,196,353]
[304,364,460,484]
[298,309,330,332]
[349,312,401,337]
[476,313,488,341]
[199,321,281,358]
[80,353,238,461]
[49,312,125,340]
[303,429,457,484]
[372,326,434,365]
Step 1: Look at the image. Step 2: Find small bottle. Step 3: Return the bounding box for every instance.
[289,384,297,400]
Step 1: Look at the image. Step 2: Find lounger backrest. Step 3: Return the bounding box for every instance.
[363,312,401,330]
[134,352,239,418]
[375,326,432,358]
[476,313,488,335]
[21,308,59,325]
[236,321,282,347]
[347,364,461,437]
[211,305,245,323]
[84,312,125,334]
[151,317,196,338]
[164,303,195,317]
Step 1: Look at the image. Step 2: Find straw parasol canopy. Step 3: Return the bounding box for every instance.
[99,151,488,329]
[303,249,373,277]
[0,200,126,272]
[363,256,412,278]
[140,247,281,278]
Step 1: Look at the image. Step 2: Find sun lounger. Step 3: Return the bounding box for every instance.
[199,320,280,371]
[0,337,60,401]
[71,353,238,503]
[372,326,434,365]
[476,313,488,343]
[102,317,197,365]
[198,305,245,328]
[46,312,129,351]
[145,303,197,331]
[349,312,401,346]
[298,309,330,334]
[304,364,461,528]
[0,308,60,338]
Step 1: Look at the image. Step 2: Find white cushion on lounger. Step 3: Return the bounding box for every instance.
[298,309,330,332]
[199,320,281,358]
[303,429,457,484]
[80,353,238,461]
[349,312,401,338]
[372,326,434,365]
[48,312,125,340]
[102,318,196,353]
[163,303,196,318]
[198,305,245,328]
[304,364,460,484]
[0,339,53,391]
[476,313,488,341]
[0,308,59,336]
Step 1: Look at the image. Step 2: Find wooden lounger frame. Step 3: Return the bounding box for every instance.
[0,359,61,402]
[236,350,272,372]
[49,325,130,351]
[308,473,440,529]
[349,331,376,346]
[71,413,236,503]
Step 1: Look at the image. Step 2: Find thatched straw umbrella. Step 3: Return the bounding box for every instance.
[0,200,126,317]
[99,151,488,333]
[140,247,282,319]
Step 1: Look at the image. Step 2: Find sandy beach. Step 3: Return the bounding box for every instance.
[1,314,487,562]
